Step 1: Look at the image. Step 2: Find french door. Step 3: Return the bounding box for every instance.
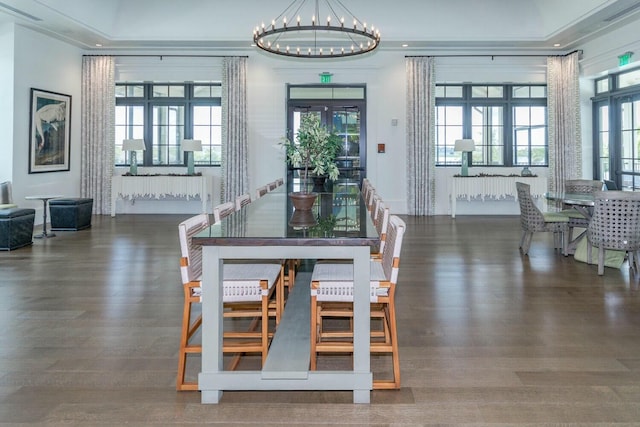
[286,85,367,188]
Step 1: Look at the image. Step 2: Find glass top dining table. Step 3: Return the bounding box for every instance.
[194,182,379,245]
[193,181,379,404]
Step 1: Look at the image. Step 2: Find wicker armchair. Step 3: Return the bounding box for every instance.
[561,179,603,243]
[587,191,640,275]
[516,182,569,256]
[564,179,603,194]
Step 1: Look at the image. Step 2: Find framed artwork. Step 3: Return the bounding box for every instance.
[29,88,72,173]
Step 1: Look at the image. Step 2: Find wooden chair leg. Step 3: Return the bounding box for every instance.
[177,296,200,391]
[310,294,318,370]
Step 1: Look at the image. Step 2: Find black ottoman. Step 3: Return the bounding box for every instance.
[49,198,93,231]
[0,208,36,250]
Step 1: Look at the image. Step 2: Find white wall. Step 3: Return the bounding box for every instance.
[9,26,82,224]
[0,23,15,183]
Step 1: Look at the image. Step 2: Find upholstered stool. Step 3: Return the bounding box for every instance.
[0,208,36,250]
[49,198,93,231]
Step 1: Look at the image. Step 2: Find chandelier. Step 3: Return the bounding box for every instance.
[252,0,381,59]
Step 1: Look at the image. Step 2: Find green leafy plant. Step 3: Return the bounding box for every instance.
[282,114,341,193]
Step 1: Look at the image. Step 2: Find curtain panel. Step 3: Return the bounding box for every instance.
[81,56,115,214]
[547,52,581,193]
[221,57,249,204]
[406,57,436,215]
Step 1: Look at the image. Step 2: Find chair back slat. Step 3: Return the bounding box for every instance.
[235,193,251,211]
[564,179,603,194]
[178,213,210,284]
[256,185,269,198]
[381,215,406,284]
[374,201,389,255]
[213,201,235,223]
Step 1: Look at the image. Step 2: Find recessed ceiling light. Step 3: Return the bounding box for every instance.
[553,43,561,47]
[95,43,103,47]
[402,44,409,48]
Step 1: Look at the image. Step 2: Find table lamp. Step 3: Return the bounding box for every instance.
[454,139,475,177]
[122,139,145,175]
[181,139,202,175]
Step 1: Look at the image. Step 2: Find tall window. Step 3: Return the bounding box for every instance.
[115,82,222,167]
[435,84,547,167]
[593,67,640,190]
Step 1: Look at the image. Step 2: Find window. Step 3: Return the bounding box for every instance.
[115,82,221,167]
[593,66,640,190]
[436,84,547,167]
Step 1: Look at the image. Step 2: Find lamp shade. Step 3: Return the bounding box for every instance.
[454,139,475,152]
[122,139,146,151]
[181,139,203,152]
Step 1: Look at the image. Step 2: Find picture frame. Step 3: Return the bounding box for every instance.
[29,88,72,173]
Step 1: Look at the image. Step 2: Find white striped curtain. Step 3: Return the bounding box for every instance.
[406,57,436,215]
[547,52,581,193]
[80,56,115,214]
[221,57,249,204]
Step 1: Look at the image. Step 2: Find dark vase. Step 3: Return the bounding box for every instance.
[311,175,327,192]
[289,192,317,211]
[288,209,317,228]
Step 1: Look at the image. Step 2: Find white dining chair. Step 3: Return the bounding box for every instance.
[176,213,284,391]
[309,215,406,389]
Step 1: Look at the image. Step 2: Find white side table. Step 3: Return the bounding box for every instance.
[25,195,63,238]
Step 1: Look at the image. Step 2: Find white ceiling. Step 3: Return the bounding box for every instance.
[1,0,640,53]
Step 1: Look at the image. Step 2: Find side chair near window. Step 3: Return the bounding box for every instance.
[586,191,640,276]
[515,182,569,256]
[309,215,406,389]
[176,213,284,391]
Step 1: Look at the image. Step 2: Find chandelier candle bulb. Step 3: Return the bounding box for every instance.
[340,17,344,27]
[283,17,287,27]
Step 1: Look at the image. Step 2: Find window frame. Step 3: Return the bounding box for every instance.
[435,83,547,168]
[115,82,222,167]
[592,66,640,190]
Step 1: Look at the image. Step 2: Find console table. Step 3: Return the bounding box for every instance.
[450,175,547,218]
[111,175,209,217]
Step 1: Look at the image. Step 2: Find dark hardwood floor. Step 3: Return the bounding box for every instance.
[2,214,640,425]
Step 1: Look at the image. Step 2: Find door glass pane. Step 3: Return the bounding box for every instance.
[115,105,144,164]
[471,105,504,165]
[435,106,463,164]
[619,69,640,89]
[332,109,360,167]
[152,105,184,165]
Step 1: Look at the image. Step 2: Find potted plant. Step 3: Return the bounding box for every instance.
[282,114,341,209]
